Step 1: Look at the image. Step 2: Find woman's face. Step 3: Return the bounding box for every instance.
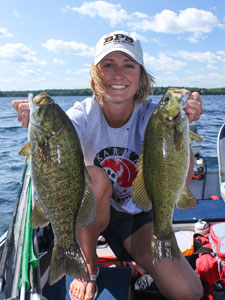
[98,52,141,105]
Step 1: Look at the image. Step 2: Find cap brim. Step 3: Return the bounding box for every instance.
[94,48,143,66]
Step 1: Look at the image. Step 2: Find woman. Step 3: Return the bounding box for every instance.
[12,31,203,300]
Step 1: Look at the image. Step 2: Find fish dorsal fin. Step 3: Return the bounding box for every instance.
[30,200,49,228]
[176,185,197,209]
[19,142,31,164]
[132,152,152,211]
[189,130,203,143]
[76,168,96,228]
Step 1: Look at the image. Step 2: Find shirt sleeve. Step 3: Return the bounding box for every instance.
[139,97,156,141]
[66,100,87,143]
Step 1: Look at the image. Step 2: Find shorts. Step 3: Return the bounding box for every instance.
[101,206,154,261]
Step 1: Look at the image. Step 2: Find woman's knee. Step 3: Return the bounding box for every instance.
[87,166,112,199]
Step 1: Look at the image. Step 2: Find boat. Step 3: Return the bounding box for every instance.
[0,123,225,300]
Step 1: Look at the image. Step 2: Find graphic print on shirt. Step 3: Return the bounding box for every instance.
[94,147,139,206]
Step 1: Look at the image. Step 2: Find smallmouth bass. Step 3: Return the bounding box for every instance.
[19,92,96,284]
[132,88,202,264]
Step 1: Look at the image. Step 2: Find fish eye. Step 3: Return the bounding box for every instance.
[164,96,170,101]
[49,102,55,108]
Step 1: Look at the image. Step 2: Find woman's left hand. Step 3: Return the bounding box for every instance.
[185,92,203,123]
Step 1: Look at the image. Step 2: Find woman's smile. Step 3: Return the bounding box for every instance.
[98,52,141,104]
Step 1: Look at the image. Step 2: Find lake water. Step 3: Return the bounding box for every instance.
[0,94,224,236]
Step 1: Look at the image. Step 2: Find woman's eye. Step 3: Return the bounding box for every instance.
[103,63,112,68]
[125,64,135,68]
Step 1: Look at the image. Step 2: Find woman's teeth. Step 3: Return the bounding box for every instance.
[111,85,126,89]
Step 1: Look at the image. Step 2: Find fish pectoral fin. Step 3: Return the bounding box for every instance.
[76,169,96,228]
[189,130,203,143]
[176,185,197,209]
[30,200,49,228]
[18,142,31,164]
[132,152,152,211]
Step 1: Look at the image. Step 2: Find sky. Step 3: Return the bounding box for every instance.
[0,0,225,91]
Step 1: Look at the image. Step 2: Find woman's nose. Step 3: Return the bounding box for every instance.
[112,65,124,78]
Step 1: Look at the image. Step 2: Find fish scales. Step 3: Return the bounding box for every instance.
[20,92,96,285]
[132,88,197,264]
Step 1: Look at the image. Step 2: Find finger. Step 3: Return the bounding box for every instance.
[11,100,29,111]
[185,92,203,122]
[190,91,201,102]
[18,110,30,128]
[184,105,202,123]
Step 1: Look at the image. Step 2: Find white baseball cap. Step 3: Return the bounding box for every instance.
[94,31,143,66]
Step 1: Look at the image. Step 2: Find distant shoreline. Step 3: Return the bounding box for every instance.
[0,87,225,97]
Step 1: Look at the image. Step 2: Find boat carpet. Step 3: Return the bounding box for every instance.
[65,267,132,300]
[173,198,225,223]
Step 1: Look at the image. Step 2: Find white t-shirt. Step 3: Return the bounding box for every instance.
[67,97,156,214]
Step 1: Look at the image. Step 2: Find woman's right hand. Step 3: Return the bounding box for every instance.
[11,100,30,128]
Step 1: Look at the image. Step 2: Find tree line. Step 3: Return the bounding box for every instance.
[0,87,225,97]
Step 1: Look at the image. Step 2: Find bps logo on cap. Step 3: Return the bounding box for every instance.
[104,33,134,46]
[94,30,143,66]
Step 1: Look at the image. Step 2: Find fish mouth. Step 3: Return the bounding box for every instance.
[33,92,55,106]
[165,111,181,124]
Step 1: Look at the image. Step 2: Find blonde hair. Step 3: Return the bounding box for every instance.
[90,64,155,102]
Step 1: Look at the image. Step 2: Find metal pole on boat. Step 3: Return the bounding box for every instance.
[0,277,3,294]
[19,283,26,300]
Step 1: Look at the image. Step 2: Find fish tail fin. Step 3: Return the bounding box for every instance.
[48,241,89,285]
[151,230,180,265]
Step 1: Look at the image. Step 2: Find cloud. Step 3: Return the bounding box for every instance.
[0,43,47,64]
[156,71,224,88]
[144,52,187,71]
[53,58,66,65]
[64,1,129,26]
[0,28,12,39]
[206,64,218,70]
[74,68,90,74]
[43,39,94,56]
[129,8,222,35]
[17,68,38,76]
[186,36,199,43]
[64,2,224,42]
[13,10,21,18]
[173,50,225,64]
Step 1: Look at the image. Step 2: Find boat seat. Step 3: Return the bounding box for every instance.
[173,198,225,224]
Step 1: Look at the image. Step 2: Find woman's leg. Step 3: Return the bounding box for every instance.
[70,166,112,300]
[123,221,203,300]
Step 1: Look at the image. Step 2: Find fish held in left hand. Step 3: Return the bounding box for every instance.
[132,88,202,265]
[19,92,96,285]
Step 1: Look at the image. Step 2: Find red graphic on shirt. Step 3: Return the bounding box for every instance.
[94,147,139,205]
[102,157,137,197]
